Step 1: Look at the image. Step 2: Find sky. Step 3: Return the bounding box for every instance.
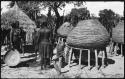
[1,1,124,17]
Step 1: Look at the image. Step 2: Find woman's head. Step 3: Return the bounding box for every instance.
[11,21,19,28]
[40,21,47,28]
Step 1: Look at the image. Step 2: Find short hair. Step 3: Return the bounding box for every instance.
[11,21,19,28]
[40,21,47,28]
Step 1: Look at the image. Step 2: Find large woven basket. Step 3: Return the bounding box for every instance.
[66,19,110,49]
[4,49,20,66]
[112,21,124,44]
[57,22,74,37]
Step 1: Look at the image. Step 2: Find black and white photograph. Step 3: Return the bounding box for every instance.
[1,1,124,78]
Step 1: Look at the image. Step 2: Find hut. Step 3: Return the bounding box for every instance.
[112,21,124,44]
[1,2,37,66]
[66,19,110,49]
[65,19,110,70]
[112,20,124,56]
[1,2,37,44]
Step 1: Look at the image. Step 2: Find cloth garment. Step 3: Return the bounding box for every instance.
[37,27,52,69]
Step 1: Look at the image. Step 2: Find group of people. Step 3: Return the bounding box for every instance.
[8,20,63,73]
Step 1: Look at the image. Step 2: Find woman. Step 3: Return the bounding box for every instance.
[10,21,22,52]
[37,21,53,70]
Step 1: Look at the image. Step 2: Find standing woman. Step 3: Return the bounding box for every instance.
[37,21,53,70]
[10,21,22,52]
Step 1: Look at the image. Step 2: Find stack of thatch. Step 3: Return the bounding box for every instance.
[57,22,74,37]
[1,2,36,31]
[66,19,110,49]
[112,21,124,44]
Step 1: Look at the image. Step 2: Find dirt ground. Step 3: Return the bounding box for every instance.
[1,52,124,78]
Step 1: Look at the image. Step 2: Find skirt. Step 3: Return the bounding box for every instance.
[39,41,53,65]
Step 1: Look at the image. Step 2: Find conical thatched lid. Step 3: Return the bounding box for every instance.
[112,21,124,44]
[1,2,36,31]
[66,19,110,49]
[57,22,74,37]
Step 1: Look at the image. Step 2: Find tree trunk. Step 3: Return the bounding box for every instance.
[53,8,61,34]
[47,7,52,17]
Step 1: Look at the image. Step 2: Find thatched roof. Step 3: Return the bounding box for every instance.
[1,2,36,31]
[112,20,124,44]
[57,22,74,37]
[66,19,110,49]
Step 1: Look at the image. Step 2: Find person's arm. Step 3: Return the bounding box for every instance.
[21,29,26,45]
[10,29,13,45]
[9,29,14,49]
[49,29,54,44]
[36,30,40,45]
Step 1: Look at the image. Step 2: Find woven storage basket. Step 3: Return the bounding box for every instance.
[4,49,20,66]
[57,22,74,37]
[66,19,110,49]
[112,21,124,44]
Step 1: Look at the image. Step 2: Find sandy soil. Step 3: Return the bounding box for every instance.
[1,52,124,78]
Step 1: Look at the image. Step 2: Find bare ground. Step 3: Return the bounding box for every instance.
[1,52,124,78]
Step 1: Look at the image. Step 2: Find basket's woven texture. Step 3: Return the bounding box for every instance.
[4,49,20,66]
[112,21,124,44]
[1,2,36,31]
[66,19,110,49]
[57,22,74,37]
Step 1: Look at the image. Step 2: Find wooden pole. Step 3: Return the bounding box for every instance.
[88,49,91,70]
[102,50,105,68]
[59,57,62,71]
[58,37,60,44]
[95,49,98,69]
[68,47,72,70]
[79,49,82,69]
[121,44,123,57]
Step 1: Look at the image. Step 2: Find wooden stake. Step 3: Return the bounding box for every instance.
[64,46,68,63]
[68,47,72,70]
[58,37,60,44]
[95,49,98,69]
[62,38,64,42]
[102,50,105,68]
[121,44,123,57]
[88,49,91,69]
[79,49,82,69]
[59,57,62,70]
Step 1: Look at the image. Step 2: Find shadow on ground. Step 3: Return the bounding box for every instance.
[73,57,115,67]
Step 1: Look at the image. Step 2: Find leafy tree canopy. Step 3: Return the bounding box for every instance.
[99,9,121,37]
